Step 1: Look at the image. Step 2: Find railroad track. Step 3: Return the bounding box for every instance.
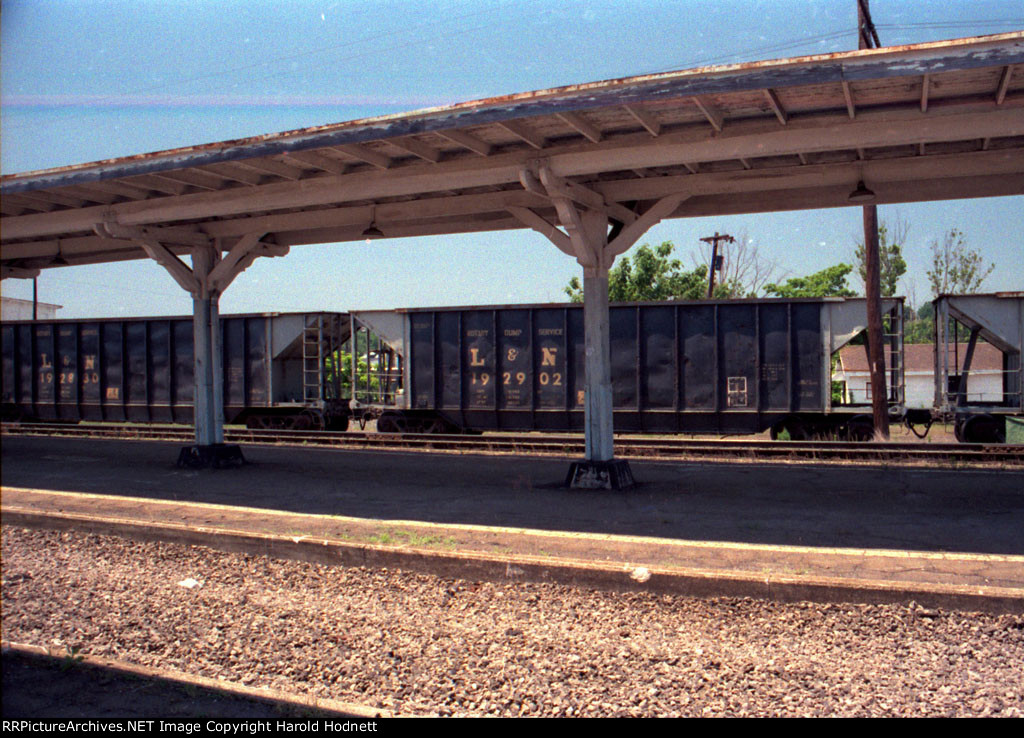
[4,421,1023,466]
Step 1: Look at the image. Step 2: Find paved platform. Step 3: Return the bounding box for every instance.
[3,435,1023,612]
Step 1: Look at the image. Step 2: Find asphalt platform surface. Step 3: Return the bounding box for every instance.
[2,435,1023,608]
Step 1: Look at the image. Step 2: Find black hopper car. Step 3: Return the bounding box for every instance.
[349,297,908,441]
[1,312,351,430]
[5,295,1021,443]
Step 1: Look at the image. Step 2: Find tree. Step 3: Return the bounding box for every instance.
[690,229,781,298]
[763,264,858,298]
[904,301,935,344]
[564,241,710,302]
[854,219,908,296]
[926,228,994,296]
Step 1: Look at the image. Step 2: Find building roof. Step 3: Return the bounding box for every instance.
[2,32,1023,277]
[839,342,1003,373]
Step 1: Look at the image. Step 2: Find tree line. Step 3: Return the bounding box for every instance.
[565,221,996,344]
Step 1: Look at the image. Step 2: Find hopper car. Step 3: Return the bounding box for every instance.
[924,292,1024,443]
[349,297,907,441]
[1,312,351,430]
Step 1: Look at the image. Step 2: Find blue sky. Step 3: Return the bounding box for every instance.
[2,0,1022,317]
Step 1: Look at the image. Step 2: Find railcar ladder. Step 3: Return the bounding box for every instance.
[302,316,324,404]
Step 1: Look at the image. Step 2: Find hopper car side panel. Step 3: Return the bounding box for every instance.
[401,299,877,435]
[1,312,348,428]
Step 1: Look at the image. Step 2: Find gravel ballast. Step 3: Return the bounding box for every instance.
[3,527,1023,717]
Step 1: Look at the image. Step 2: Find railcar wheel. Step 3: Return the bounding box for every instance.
[961,414,1005,444]
[300,409,326,431]
[846,414,874,442]
[377,412,407,434]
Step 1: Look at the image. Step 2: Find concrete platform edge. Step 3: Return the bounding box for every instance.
[4,508,1022,615]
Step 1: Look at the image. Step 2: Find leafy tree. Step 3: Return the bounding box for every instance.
[763,264,858,298]
[904,302,935,344]
[564,241,710,302]
[926,228,994,296]
[854,220,908,297]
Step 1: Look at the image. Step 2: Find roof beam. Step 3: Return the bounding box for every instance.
[435,129,493,157]
[280,150,349,175]
[235,158,306,180]
[5,105,1023,242]
[693,95,725,131]
[532,165,637,225]
[389,136,443,163]
[334,144,392,170]
[78,180,154,199]
[153,170,226,191]
[623,104,661,136]
[3,194,54,212]
[200,162,265,186]
[764,88,788,125]
[506,206,573,256]
[921,74,931,113]
[123,174,187,195]
[556,112,603,143]
[15,190,87,208]
[842,81,856,119]
[997,65,1014,105]
[497,120,546,150]
[55,185,119,205]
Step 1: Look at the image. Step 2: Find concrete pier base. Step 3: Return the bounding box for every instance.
[565,459,635,490]
[176,444,245,469]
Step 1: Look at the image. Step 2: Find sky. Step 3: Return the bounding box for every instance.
[2,0,1023,319]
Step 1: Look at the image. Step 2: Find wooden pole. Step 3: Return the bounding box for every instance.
[862,205,890,438]
[857,0,889,439]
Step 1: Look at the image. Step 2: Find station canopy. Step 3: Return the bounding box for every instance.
[2,32,1023,276]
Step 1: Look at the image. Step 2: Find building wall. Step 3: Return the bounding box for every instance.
[843,370,1003,407]
[1,297,61,321]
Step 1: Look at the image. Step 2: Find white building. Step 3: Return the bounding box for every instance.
[1,296,62,321]
[835,342,1003,409]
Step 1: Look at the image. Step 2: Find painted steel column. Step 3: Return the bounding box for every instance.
[209,296,224,443]
[191,246,219,446]
[583,269,614,462]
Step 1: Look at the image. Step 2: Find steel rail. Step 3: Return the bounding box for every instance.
[4,422,1022,466]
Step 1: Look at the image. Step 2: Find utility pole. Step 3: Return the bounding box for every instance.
[701,232,734,299]
[857,0,890,439]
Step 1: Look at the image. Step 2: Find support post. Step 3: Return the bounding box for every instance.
[93,223,282,467]
[511,167,686,489]
[582,270,614,462]
[177,244,241,467]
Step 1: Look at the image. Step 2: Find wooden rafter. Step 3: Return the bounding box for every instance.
[556,112,603,143]
[842,80,856,119]
[623,104,661,136]
[236,158,306,180]
[997,65,1014,105]
[281,150,348,175]
[921,73,931,113]
[497,120,546,150]
[334,144,392,170]
[200,163,264,186]
[389,137,443,163]
[764,88,788,125]
[153,170,225,191]
[436,129,493,157]
[693,95,725,131]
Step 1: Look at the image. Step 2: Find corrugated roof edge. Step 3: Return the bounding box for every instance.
[2,32,1023,195]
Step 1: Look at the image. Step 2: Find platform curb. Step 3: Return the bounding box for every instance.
[1,641,397,718]
[4,507,1022,615]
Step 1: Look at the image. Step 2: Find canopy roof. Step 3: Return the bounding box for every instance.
[2,32,1023,274]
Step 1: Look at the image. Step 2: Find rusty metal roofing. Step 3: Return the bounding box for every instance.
[2,31,1023,274]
